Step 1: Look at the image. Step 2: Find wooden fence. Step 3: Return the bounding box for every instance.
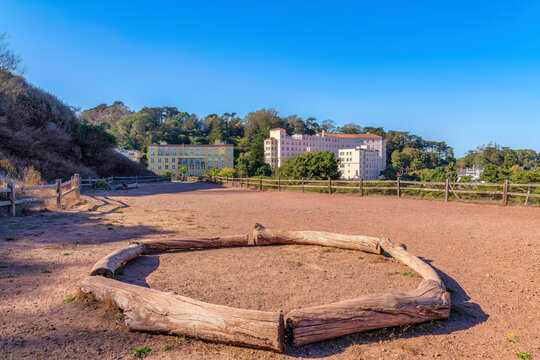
[80,174,170,188]
[208,176,540,206]
[0,174,81,216]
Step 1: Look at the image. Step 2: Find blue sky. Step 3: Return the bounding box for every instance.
[2,1,540,156]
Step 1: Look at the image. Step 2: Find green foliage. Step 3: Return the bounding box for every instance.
[131,346,150,358]
[515,351,531,360]
[92,179,111,190]
[217,168,236,177]
[276,151,340,180]
[63,295,76,303]
[162,344,173,351]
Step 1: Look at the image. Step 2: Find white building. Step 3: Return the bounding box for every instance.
[116,149,141,163]
[339,147,385,180]
[458,166,483,181]
[264,128,386,168]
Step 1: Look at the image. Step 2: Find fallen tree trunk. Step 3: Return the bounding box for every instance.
[81,276,284,352]
[133,235,249,253]
[285,279,450,346]
[252,223,382,254]
[90,244,144,278]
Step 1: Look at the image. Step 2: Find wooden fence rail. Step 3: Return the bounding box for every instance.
[1,174,81,217]
[208,176,539,206]
[79,174,170,188]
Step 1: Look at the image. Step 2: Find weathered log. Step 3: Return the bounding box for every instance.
[252,223,382,254]
[133,235,249,253]
[284,279,450,346]
[283,237,451,345]
[90,244,143,278]
[379,237,442,284]
[80,276,284,352]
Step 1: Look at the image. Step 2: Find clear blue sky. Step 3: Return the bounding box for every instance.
[2,1,540,157]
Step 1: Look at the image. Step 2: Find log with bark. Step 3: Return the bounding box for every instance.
[133,235,249,253]
[252,223,382,254]
[81,276,284,352]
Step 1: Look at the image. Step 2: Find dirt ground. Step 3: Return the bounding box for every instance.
[0,182,539,360]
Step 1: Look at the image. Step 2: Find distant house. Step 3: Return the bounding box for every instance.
[116,149,141,163]
[458,166,483,181]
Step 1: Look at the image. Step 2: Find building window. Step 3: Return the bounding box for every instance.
[165,165,169,170]
[172,165,175,169]
[151,158,154,163]
[158,158,162,163]
[158,165,162,170]
[150,165,154,170]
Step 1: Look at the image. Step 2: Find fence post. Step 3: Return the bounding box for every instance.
[246,177,249,189]
[302,178,305,193]
[525,185,531,206]
[226,176,228,186]
[135,175,138,184]
[259,177,262,191]
[502,179,509,205]
[8,182,15,217]
[278,178,281,191]
[328,177,332,194]
[156,175,159,183]
[75,173,80,201]
[397,177,401,198]
[56,179,62,208]
[445,178,449,202]
[359,178,363,197]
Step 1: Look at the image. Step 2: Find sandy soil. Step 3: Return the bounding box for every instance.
[0,182,538,360]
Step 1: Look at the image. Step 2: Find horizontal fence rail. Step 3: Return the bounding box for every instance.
[0,173,81,216]
[207,176,539,206]
[80,174,170,188]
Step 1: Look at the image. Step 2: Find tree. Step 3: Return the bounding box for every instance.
[78,101,132,129]
[503,150,519,169]
[340,123,362,134]
[208,117,224,144]
[0,33,23,74]
[276,151,340,180]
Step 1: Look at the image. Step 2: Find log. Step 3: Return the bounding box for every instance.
[284,237,450,345]
[252,223,382,254]
[90,244,144,278]
[121,182,139,190]
[134,235,249,253]
[379,238,442,284]
[80,276,284,352]
[284,279,450,346]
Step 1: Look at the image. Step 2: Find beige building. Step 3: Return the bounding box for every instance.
[147,140,234,177]
[338,147,384,180]
[264,128,386,168]
[117,149,141,163]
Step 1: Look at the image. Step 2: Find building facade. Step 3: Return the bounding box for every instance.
[147,140,234,177]
[338,147,384,180]
[117,149,141,163]
[458,166,483,181]
[264,128,386,168]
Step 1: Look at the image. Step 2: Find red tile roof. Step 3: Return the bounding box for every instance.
[320,132,383,139]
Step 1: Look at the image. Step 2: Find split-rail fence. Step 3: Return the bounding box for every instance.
[208,176,540,206]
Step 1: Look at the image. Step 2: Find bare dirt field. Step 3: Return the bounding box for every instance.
[1,182,539,359]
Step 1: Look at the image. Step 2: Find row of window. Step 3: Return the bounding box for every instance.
[151,158,232,163]
[151,152,232,157]
[150,164,232,170]
[150,146,232,151]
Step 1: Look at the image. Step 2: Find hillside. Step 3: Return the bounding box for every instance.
[0,70,151,184]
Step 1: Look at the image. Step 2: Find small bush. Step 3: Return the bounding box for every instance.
[92,179,111,190]
[515,352,531,360]
[41,269,51,273]
[162,344,173,351]
[131,346,150,358]
[5,236,13,241]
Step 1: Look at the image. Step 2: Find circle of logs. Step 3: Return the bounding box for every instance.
[80,223,451,353]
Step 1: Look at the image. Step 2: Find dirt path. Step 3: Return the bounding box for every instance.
[1,182,538,359]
